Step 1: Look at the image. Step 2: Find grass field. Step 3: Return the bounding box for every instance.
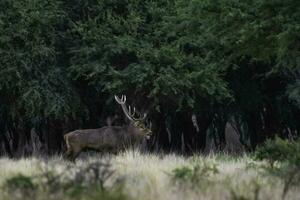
[0,150,299,200]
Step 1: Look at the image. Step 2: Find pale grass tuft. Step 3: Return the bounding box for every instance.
[0,150,300,200]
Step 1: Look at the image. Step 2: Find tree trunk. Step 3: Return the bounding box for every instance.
[151,113,170,152]
[247,111,264,150]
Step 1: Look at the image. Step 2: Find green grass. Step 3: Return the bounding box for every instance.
[0,150,299,200]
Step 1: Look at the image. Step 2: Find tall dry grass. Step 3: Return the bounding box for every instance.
[0,150,299,200]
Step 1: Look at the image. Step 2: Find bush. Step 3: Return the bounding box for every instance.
[3,174,37,199]
[1,160,127,200]
[254,137,300,166]
[170,162,218,189]
[254,137,300,199]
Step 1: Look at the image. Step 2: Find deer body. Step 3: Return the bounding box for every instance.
[64,95,151,160]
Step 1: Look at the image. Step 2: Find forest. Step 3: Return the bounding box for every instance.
[0,0,299,157]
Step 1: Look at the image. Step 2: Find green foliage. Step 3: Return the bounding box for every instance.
[194,0,300,68]
[67,0,232,112]
[2,160,127,200]
[0,0,83,119]
[170,162,218,188]
[3,174,37,199]
[254,137,300,166]
[254,137,300,199]
[4,174,36,191]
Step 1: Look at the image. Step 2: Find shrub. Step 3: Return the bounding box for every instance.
[170,162,218,189]
[254,137,300,199]
[254,137,300,167]
[3,174,37,199]
[1,160,127,200]
[62,160,121,200]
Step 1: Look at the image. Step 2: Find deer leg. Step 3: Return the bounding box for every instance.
[64,136,74,160]
[71,147,81,161]
[63,148,73,160]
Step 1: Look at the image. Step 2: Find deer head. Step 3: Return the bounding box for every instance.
[115,95,152,139]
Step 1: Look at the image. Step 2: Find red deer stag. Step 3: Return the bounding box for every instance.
[64,95,152,160]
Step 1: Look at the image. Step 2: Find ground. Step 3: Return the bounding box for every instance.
[0,151,299,200]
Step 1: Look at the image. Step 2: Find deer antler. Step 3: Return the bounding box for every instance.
[115,95,133,121]
[115,95,147,121]
[135,112,147,121]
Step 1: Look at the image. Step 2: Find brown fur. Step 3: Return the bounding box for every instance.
[64,95,151,160]
[64,122,150,160]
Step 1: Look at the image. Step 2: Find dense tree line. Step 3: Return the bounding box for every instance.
[0,0,299,157]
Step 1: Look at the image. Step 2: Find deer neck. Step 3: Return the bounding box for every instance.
[126,123,144,139]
